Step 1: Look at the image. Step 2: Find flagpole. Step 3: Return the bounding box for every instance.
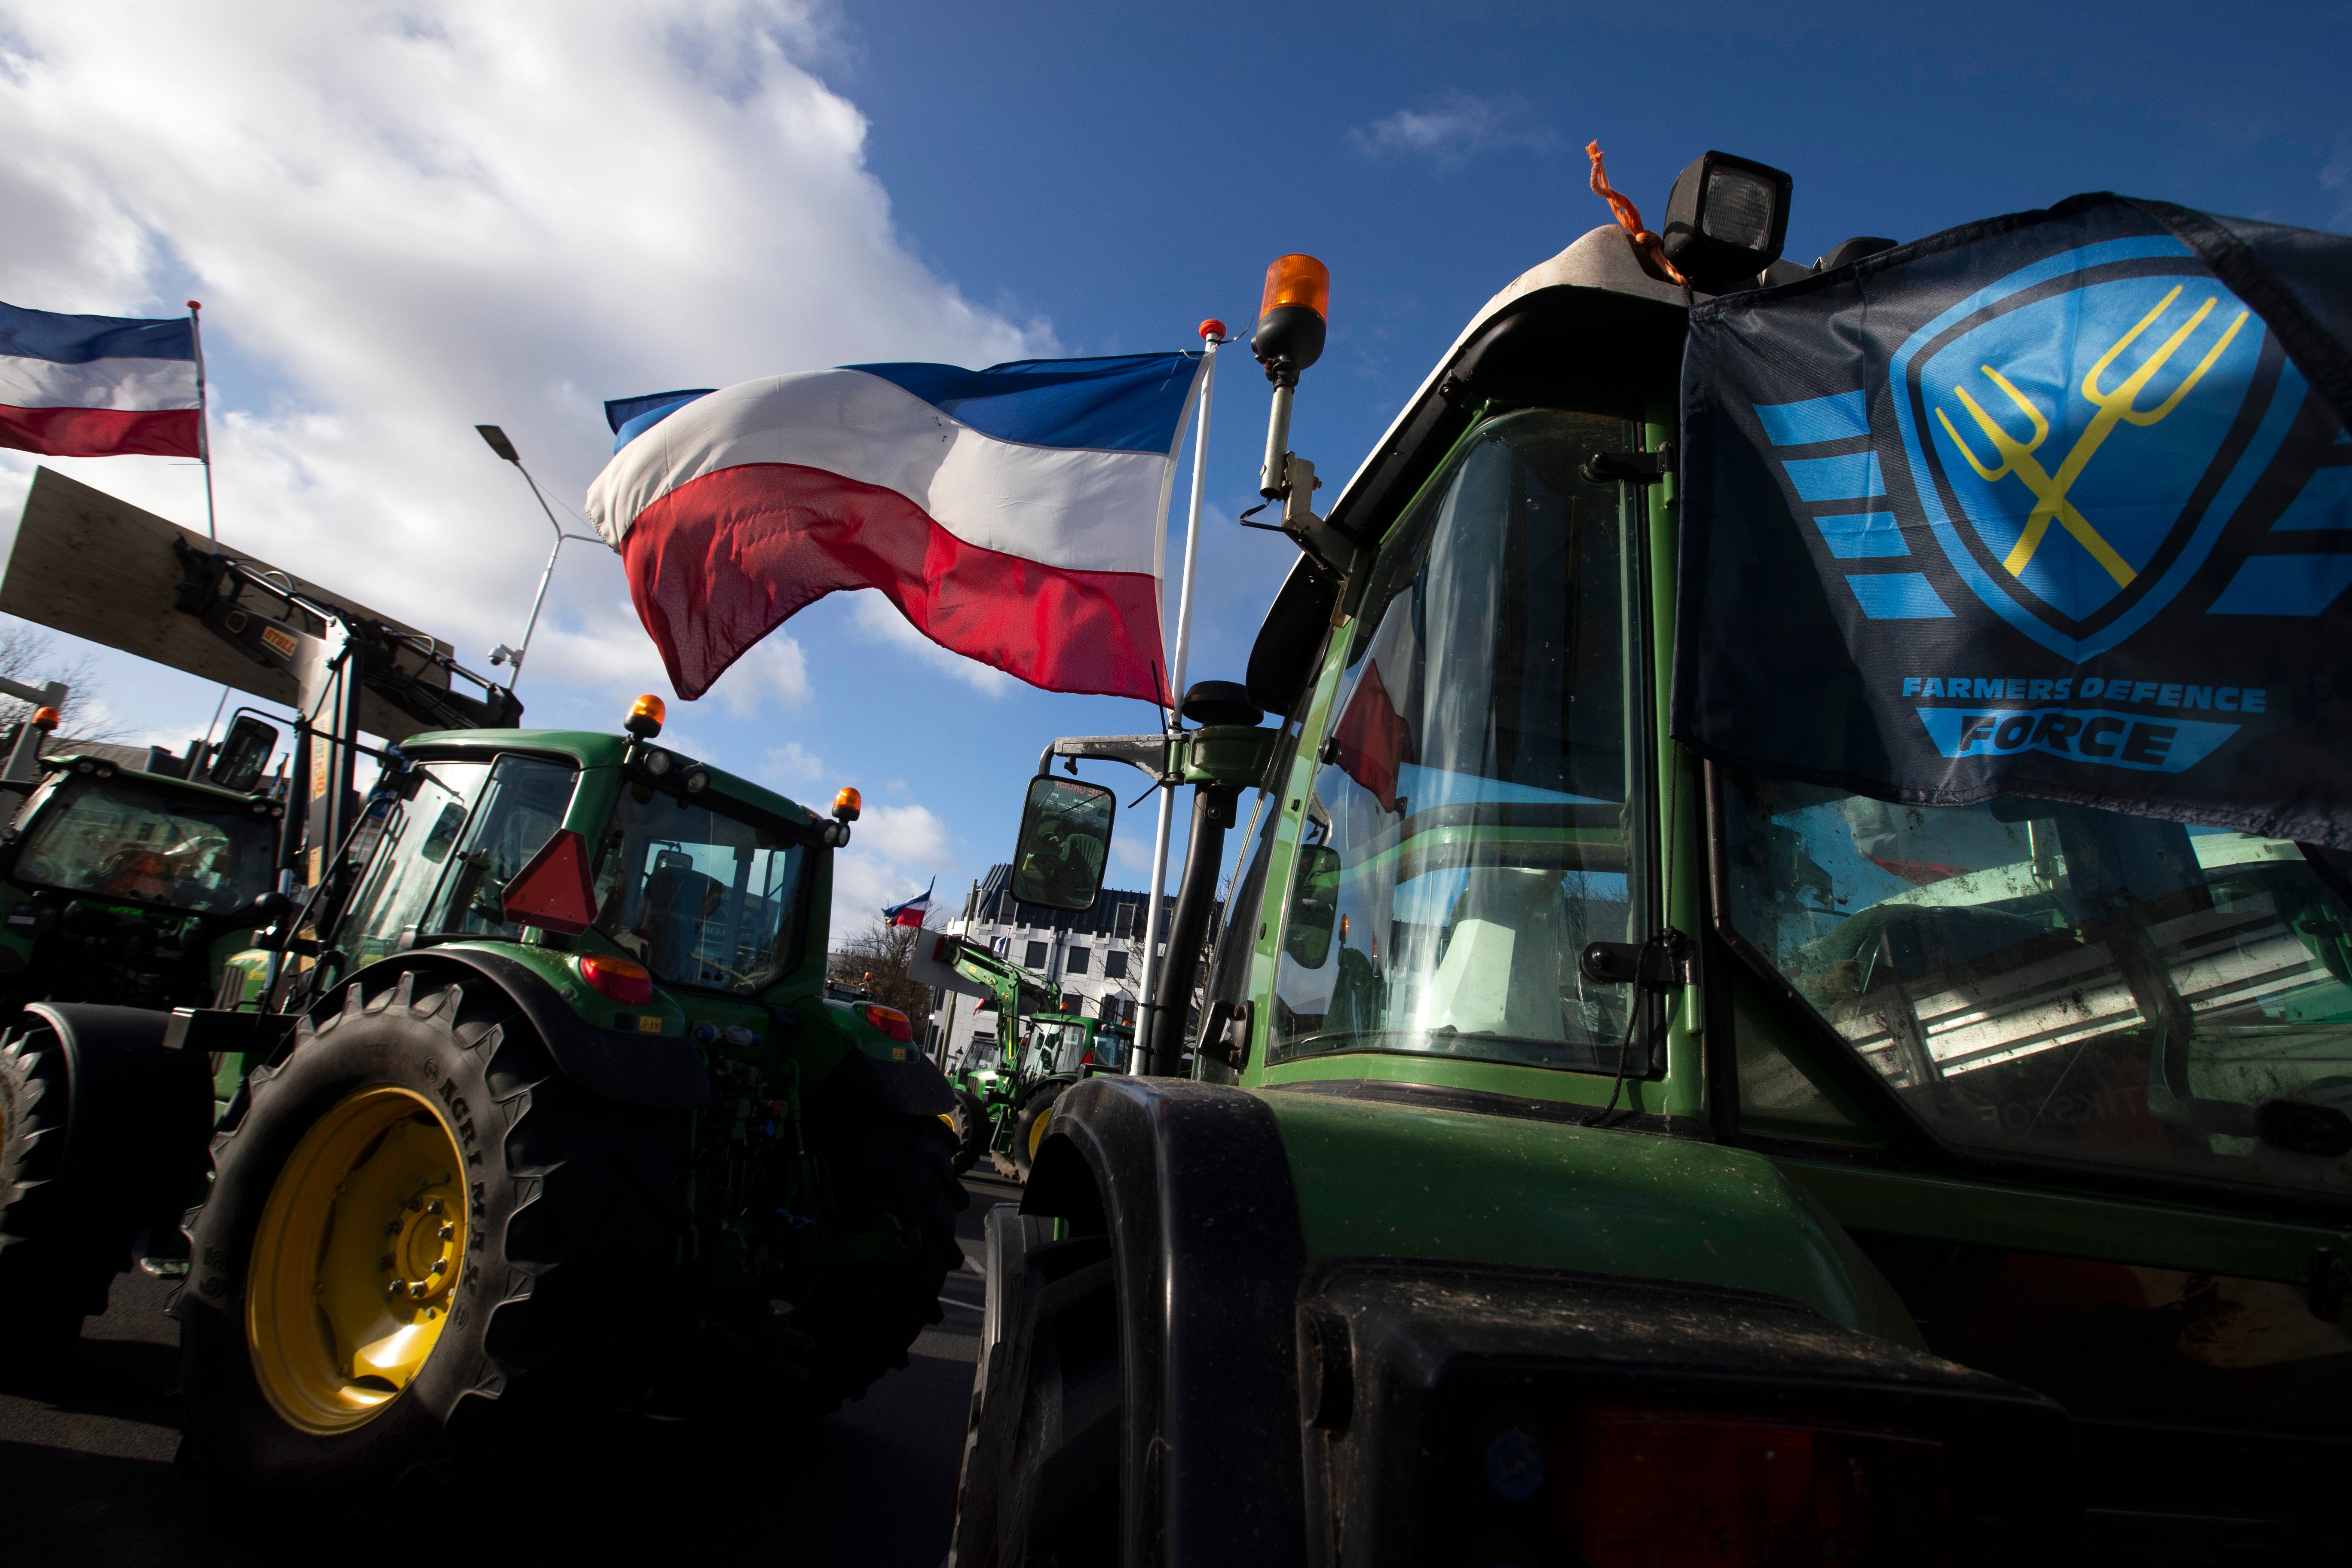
[187,300,219,551]
[1134,325,1221,1075]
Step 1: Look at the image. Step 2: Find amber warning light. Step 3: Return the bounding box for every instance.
[30,706,59,731]
[1250,254,1329,387]
[833,786,862,822]
[625,694,665,738]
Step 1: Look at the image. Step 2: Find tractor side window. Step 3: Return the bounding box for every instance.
[1721,771,2352,1197]
[338,760,492,967]
[1268,408,1651,1074]
[12,773,282,914]
[591,787,811,994]
[421,756,582,941]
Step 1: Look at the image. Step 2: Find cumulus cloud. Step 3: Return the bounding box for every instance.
[829,800,950,933]
[1351,93,1553,168]
[0,0,1046,730]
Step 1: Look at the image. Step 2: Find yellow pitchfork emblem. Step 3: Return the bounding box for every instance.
[1935,285,2250,588]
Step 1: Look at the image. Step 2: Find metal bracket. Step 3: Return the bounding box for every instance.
[1580,444,1675,485]
[1578,931,1696,988]
[1039,734,1171,781]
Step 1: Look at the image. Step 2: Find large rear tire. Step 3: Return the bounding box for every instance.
[1009,1080,1070,1183]
[948,1088,989,1175]
[951,1203,1121,1566]
[175,968,679,1515]
[778,1060,967,1418]
[0,1011,211,1347]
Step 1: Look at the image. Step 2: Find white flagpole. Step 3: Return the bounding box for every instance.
[1133,328,1219,1074]
[187,300,219,551]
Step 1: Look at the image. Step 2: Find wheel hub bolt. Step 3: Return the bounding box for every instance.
[438,1224,455,1241]
[409,1280,430,1298]
[387,1279,408,1298]
[426,1198,444,1214]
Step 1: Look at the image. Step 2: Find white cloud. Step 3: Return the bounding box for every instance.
[1351,93,1553,168]
[855,800,949,864]
[847,590,1016,695]
[0,1,1047,731]
[761,739,830,794]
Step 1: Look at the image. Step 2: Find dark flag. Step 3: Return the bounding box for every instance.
[1673,193,2352,847]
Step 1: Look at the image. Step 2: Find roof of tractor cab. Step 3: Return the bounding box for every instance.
[1244,224,1813,714]
[397,726,824,828]
[38,749,276,808]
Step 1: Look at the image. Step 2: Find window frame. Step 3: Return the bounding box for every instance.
[1255,402,1669,1085]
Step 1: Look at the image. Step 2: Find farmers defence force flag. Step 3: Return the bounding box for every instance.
[0,301,202,459]
[587,353,1207,704]
[1675,193,2352,848]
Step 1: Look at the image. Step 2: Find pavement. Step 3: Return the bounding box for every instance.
[1,1169,1020,1565]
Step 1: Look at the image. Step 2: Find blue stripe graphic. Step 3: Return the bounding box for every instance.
[845,352,1203,454]
[1756,391,1869,447]
[2206,554,2352,615]
[1847,573,1952,619]
[2270,465,2350,530]
[1782,451,1886,502]
[1813,511,1908,559]
[606,389,716,452]
[0,300,195,364]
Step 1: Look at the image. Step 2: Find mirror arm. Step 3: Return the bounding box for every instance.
[1145,781,1242,1075]
[1041,733,1174,782]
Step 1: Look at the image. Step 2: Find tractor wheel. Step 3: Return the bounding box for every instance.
[0,1011,211,1346]
[950,1204,1121,1565]
[175,969,679,1516]
[1009,1081,1070,1183]
[775,1064,968,1418]
[948,1089,989,1176]
[0,1028,111,1343]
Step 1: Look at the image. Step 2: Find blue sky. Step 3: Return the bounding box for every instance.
[2,0,2345,937]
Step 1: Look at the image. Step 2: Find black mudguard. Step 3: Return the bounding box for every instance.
[1021,1075,1309,1568]
[18,1001,216,1231]
[328,952,710,1109]
[838,1045,958,1119]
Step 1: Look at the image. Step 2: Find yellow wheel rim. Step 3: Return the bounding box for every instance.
[1027,1102,1053,1161]
[939,1111,959,1137]
[246,1084,468,1435]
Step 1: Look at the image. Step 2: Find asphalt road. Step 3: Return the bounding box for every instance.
[2,1169,1019,1566]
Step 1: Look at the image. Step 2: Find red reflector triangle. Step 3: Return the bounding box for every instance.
[501,828,597,935]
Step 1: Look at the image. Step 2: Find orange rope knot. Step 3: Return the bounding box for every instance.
[1585,141,1689,288]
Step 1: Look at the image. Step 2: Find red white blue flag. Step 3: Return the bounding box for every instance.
[586,353,1205,704]
[0,301,202,459]
[883,879,935,929]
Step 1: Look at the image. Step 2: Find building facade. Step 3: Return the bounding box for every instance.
[930,864,1175,1069]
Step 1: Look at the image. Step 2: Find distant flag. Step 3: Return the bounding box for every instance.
[586,352,1207,704]
[884,878,936,929]
[0,301,203,459]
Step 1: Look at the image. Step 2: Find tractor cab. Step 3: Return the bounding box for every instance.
[0,750,287,1014]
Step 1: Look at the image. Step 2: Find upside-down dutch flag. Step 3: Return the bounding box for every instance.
[586,353,1206,704]
[0,301,202,459]
[883,879,935,929]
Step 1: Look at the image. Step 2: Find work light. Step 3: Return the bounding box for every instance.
[1659,151,1793,294]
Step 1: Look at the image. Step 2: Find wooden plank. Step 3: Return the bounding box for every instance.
[2,466,462,741]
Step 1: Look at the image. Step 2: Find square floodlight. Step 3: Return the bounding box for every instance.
[1660,150,1794,294]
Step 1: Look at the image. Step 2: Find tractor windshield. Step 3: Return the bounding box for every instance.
[11,772,279,914]
[590,786,812,995]
[1723,772,2352,1197]
[1268,408,1652,1072]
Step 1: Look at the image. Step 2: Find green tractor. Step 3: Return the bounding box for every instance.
[950,173,2352,1564]
[992,1011,1135,1182]
[149,694,967,1510]
[0,715,288,1340]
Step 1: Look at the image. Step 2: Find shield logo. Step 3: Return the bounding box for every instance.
[1893,250,2271,659]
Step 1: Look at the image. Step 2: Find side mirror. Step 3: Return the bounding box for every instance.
[249,889,294,928]
[1282,845,1343,969]
[1011,775,1115,912]
[208,715,281,794]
